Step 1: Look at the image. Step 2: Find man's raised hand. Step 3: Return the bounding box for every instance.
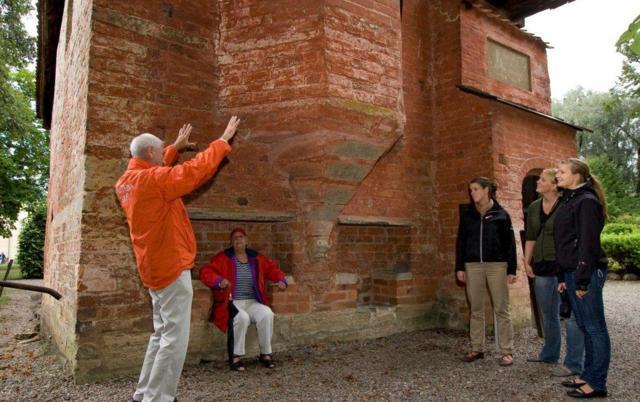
[220,116,240,142]
[173,123,197,152]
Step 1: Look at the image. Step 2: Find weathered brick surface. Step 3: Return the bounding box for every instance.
[43,0,578,382]
[336,224,411,304]
[42,0,93,373]
[460,4,551,113]
[191,220,294,274]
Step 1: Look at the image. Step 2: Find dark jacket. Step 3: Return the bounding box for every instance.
[455,201,517,275]
[553,184,607,290]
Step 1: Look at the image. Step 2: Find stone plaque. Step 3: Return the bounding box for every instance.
[486,39,531,91]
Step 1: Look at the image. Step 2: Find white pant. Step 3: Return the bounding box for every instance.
[133,270,193,402]
[233,299,274,356]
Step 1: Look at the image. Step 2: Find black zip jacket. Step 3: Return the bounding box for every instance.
[553,184,607,291]
[455,201,517,275]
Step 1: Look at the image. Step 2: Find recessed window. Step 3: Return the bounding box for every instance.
[487,39,531,92]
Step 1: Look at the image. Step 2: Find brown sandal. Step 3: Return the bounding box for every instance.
[462,351,485,362]
[499,354,513,366]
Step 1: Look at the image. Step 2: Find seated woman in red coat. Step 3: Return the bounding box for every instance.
[199,228,287,371]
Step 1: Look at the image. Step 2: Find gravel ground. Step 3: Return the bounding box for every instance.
[1,280,639,401]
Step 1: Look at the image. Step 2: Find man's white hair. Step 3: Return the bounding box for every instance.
[130,133,164,158]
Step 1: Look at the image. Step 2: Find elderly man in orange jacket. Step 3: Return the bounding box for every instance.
[116,116,239,402]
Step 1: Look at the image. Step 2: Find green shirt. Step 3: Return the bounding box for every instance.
[525,198,558,263]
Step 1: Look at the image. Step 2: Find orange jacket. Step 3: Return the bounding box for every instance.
[115,140,231,290]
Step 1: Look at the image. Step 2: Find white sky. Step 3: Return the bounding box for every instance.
[22,0,640,101]
[526,0,640,100]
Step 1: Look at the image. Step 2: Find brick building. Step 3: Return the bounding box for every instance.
[37,0,582,382]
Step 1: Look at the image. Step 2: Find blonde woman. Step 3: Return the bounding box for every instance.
[524,169,584,377]
[555,158,609,399]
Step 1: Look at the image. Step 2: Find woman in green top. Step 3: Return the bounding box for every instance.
[524,168,584,376]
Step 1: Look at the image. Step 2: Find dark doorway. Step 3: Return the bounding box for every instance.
[521,169,543,337]
[521,169,542,232]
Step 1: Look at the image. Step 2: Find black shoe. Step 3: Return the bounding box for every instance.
[259,354,276,368]
[567,387,607,399]
[562,379,588,388]
[230,358,246,371]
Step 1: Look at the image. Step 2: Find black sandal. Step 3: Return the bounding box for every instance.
[562,379,587,388]
[230,357,245,371]
[567,385,607,399]
[259,354,276,368]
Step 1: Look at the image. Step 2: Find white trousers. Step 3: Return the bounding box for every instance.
[233,299,274,356]
[133,270,193,402]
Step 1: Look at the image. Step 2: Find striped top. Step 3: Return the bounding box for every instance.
[234,258,257,300]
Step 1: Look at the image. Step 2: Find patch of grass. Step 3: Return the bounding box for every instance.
[0,266,23,280]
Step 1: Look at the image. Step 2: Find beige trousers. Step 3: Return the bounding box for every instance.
[233,299,274,356]
[465,262,514,355]
[133,270,192,402]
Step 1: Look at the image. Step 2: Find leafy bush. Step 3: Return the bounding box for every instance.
[601,232,640,275]
[587,156,635,218]
[17,201,46,279]
[608,258,624,273]
[603,223,638,235]
[611,214,640,225]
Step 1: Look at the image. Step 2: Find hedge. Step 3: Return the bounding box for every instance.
[602,223,638,236]
[601,232,640,275]
[17,202,47,279]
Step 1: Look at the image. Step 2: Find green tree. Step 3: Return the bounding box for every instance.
[588,156,639,217]
[0,0,49,237]
[616,14,640,96]
[16,200,46,278]
[553,88,640,193]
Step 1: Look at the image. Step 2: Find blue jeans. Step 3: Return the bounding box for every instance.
[563,311,585,374]
[534,276,561,362]
[566,269,610,392]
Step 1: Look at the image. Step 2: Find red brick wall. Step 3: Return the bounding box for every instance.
[460,5,552,113]
[491,101,578,219]
[336,224,411,304]
[71,0,225,381]
[490,102,577,315]
[42,0,580,381]
[189,0,321,212]
[42,0,93,367]
[342,0,572,326]
[341,0,495,324]
[191,221,294,274]
[325,0,402,110]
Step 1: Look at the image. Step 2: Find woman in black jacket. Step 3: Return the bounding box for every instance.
[554,158,610,399]
[456,177,517,366]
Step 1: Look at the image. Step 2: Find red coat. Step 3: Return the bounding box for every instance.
[199,248,287,332]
